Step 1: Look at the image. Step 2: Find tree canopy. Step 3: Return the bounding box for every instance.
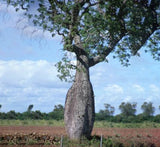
[4,0,160,80]
[141,102,155,117]
[27,104,34,112]
[119,102,137,117]
[101,103,115,116]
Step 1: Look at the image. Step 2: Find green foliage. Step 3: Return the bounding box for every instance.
[27,104,34,112]
[119,102,137,117]
[95,102,160,123]
[141,102,155,117]
[1,103,160,123]
[1,119,160,128]
[6,110,18,119]
[55,53,76,82]
[0,119,64,126]
[48,104,64,120]
[58,135,123,147]
[4,0,160,81]
[153,114,160,122]
[95,104,115,121]
[0,104,64,120]
[103,103,115,116]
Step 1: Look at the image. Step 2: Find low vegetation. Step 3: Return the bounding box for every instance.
[1,119,160,128]
[0,119,64,127]
[0,102,160,123]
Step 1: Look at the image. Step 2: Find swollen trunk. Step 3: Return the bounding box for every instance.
[64,54,95,140]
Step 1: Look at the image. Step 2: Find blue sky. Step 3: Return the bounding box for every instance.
[0,3,160,114]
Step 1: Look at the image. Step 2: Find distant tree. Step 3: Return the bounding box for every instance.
[6,110,17,119]
[104,104,115,116]
[135,114,146,122]
[53,104,64,120]
[27,104,34,113]
[53,104,64,112]
[96,104,115,120]
[32,110,43,119]
[0,104,2,118]
[111,114,123,123]
[48,104,64,120]
[119,102,137,117]
[141,102,155,117]
[100,104,115,116]
[154,113,160,123]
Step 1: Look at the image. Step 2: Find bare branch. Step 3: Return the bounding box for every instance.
[20,4,28,10]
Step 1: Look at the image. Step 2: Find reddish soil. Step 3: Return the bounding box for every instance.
[0,126,66,137]
[1,126,160,146]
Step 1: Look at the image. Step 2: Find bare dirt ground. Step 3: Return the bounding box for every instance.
[1,126,160,146]
[0,126,66,137]
[1,126,160,137]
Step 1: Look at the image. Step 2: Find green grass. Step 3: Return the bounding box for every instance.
[0,119,64,127]
[94,121,160,128]
[0,119,160,128]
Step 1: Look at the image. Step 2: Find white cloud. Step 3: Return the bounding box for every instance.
[90,63,109,88]
[144,97,153,102]
[150,84,159,93]
[0,60,71,88]
[123,96,133,102]
[133,84,145,93]
[0,3,62,41]
[0,60,70,112]
[104,84,124,94]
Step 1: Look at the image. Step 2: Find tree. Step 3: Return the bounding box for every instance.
[0,105,2,115]
[100,103,115,117]
[53,104,64,120]
[5,0,160,140]
[32,110,43,119]
[96,104,115,120]
[27,104,34,113]
[104,104,115,117]
[53,104,64,112]
[6,110,17,119]
[141,102,155,117]
[119,102,137,117]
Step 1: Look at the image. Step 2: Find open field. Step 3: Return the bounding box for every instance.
[1,119,160,128]
[1,120,160,146]
[1,126,160,146]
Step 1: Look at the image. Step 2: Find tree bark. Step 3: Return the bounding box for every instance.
[64,54,95,140]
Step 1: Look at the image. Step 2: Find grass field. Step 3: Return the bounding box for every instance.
[0,119,64,127]
[1,119,160,128]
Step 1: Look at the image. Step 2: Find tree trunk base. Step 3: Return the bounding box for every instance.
[64,80,95,140]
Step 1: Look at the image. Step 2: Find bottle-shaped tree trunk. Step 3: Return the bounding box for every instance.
[64,53,95,140]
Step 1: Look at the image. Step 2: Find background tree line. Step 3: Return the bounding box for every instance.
[1,102,160,123]
[96,102,160,123]
[0,104,64,121]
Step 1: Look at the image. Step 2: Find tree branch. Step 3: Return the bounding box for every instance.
[89,40,118,67]
[89,2,127,67]
[80,1,99,19]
